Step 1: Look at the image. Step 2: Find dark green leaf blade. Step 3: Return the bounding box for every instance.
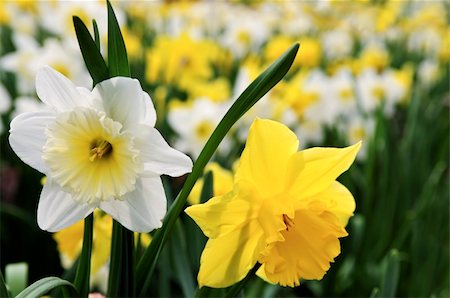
[136,43,299,296]
[73,16,109,86]
[106,0,130,77]
[73,213,93,297]
[16,277,78,298]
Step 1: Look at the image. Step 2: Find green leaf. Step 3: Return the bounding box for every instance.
[136,43,299,296]
[5,262,27,297]
[170,220,195,297]
[15,277,77,298]
[73,16,109,86]
[380,249,400,297]
[200,170,213,204]
[107,220,135,297]
[0,271,11,298]
[92,19,100,50]
[106,0,130,77]
[73,213,93,297]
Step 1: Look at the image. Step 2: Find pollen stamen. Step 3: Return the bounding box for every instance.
[283,214,295,231]
[90,139,112,161]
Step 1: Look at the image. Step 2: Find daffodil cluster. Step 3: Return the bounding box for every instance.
[1,1,448,160]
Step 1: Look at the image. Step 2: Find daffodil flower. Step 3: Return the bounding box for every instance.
[185,118,360,287]
[9,66,193,233]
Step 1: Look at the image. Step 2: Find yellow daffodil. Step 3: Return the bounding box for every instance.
[9,66,192,232]
[186,118,360,288]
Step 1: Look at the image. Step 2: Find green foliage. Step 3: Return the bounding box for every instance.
[15,277,78,298]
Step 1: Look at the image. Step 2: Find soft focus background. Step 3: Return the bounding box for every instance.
[0,1,448,297]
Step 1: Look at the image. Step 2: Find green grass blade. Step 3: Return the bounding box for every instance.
[72,16,109,86]
[15,277,78,298]
[136,43,299,296]
[73,213,93,297]
[380,249,400,297]
[106,0,130,77]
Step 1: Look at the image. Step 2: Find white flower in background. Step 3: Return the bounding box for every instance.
[0,84,12,135]
[0,84,12,115]
[278,2,313,36]
[407,27,442,57]
[37,1,124,39]
[342,114,375,160]
[328,69,358,118]
[418,59,439,86]
[218,7,271,58]
[295,118,323,147]
[9,66,192,232]
[356,68,406,117]
[0,37,91,94]
[0,35,40,94]
[168,98,230,159]
[302,69,335,126]
[11,96,48,120]
[322,29,354,61]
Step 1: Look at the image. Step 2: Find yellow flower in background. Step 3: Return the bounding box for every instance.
[297,37,322,68]
[188,162,234,205]
[186,119,360,287]
[53,211,151,275]
[145,33,226,85]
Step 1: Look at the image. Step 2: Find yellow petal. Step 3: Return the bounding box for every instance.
[288,142,361,200]
[298,181,356,227]
[261,206,347,287]
[197,219,265,288]
[185,189,258,239]
[235,118,299,198]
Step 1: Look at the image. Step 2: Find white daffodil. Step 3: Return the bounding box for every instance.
[9,66,193,233]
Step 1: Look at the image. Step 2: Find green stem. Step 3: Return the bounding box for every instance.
[73,213,93,297]
[107,220,135,297]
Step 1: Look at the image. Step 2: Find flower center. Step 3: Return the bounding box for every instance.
[42,107,142,203]
[283,214,295,231]
[90,139,113,162]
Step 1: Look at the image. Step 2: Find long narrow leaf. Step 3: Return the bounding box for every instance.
[0,271,10,298]
[106,0,130,77]
[16,277,78,298]
[73,213,93,297]
[72,16,109,86]
[136,43,299,296]
[5,262,27,297]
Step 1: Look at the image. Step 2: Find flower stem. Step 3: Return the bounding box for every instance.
[73,213,93,297]
[107,220,135,297]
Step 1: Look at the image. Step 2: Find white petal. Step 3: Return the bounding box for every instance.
[37,178,96,232]
[9,111,55,174]
[92,77,156,128]
[36,66,89,112]
[99,177,166,233]
[137,127,193,177]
